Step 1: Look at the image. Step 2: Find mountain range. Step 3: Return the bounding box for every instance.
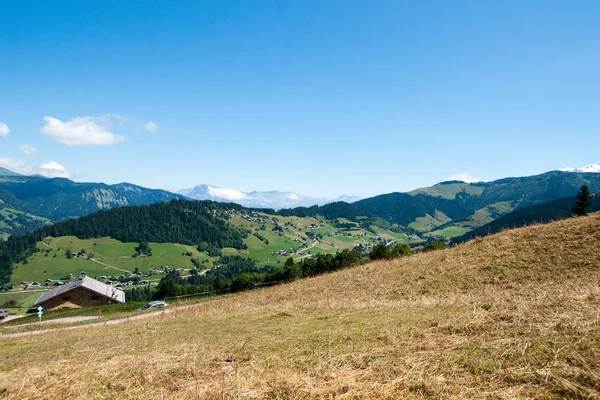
[177,184,361,209]
[1,163,599,240]
[353,170,600,237]
[560,161,600,173]
[0,169,182,237]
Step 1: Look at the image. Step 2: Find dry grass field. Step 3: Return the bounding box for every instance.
[1,214,600,399]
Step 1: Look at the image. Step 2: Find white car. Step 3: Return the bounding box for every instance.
[138,301,168,311]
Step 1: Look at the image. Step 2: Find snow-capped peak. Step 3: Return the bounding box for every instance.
[206,186,248,201]
[559,161,600,173]
[177,184,361,210]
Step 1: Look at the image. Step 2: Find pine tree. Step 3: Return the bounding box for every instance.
[572,185,592,216]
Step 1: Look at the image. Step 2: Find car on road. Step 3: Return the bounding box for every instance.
[0,310,9,319]
[138,301,168,311]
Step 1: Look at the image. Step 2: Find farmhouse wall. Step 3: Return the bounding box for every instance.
[40,287,114,310]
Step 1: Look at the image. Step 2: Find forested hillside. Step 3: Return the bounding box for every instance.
[0,177,182,221]
[454,193,600,243]
[0,170,184,238]
[354,191,475,225]
[0,199,248,286]
[263,201,367,221]
[355,171,600,232]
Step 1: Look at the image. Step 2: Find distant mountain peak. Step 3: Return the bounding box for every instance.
[560,162,600,173]
[0,167,21,177]
[177,184,361,209]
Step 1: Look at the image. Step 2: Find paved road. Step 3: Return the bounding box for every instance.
[5,316,99,328]
[0,315,26,324]
[0,307,174,339]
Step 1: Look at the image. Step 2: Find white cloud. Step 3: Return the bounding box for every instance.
[41,116,126,146]
[207,186,248,201]
[39,161,72,178]
[446,173,482,183]
[144,121,159,133]
[0,157,32,174]
[19,145,40,155]
[0,122,9,137]
[0,156,72,178]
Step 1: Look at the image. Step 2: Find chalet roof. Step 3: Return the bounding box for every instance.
[34,276,125,306]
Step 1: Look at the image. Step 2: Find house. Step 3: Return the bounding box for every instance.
[34,276,125,311]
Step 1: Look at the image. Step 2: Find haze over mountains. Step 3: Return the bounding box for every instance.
[177,184,361,209]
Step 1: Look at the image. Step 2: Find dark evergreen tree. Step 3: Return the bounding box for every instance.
[282,257,302,281]
[572,185,592,216]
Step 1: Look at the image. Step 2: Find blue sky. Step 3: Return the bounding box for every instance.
[0,1,599,198]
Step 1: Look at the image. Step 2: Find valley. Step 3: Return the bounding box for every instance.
[2,4,598,398]
[1,214,599,398]
[2,167,600,311]
[2,208,416,308]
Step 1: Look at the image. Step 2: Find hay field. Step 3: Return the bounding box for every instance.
[1,215,599,399]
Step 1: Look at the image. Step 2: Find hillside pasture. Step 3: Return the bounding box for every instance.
[10,236,211,286]
[408,213,445,232]
[408,182,485,199]
[1,215,599,398]
[0,289,44,309]
[425,225,470,238]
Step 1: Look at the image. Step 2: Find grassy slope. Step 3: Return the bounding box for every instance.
[426,201,516,239]
[408,182,485,199]
[9,212,414,291]
[10,236,210,287]
[0,207,51,238]
[1,215,599,398]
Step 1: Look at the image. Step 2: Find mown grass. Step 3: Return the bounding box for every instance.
[1,215,599,399]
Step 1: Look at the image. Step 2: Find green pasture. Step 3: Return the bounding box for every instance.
[8,211,432,286]
[12,236,214,286]
[408,183,484,199]
[370,227,409,242]
[408,214,445,232]
[426,225,470,238]
[0,289,46,308]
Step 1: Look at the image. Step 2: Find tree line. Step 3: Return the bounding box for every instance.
[149,242,425,300]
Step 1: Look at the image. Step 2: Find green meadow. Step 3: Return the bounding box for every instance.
[0,289,44,309]
[426,225,471,238]
[7,211,422,297]
[10,236,214,286]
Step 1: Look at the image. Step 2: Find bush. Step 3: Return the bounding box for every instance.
[369,243,391,260]
[2,299,18,308]
[423,240,446,252]
[391,243,411,258]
